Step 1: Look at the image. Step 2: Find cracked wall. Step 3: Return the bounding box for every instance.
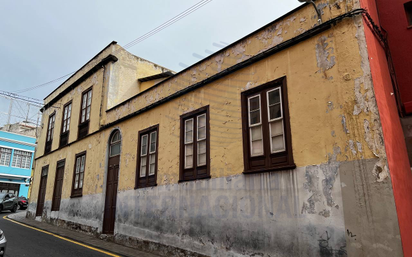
[103,0,359,125]
[29,1,404,256]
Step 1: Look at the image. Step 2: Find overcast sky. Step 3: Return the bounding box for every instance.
[0,0,300,127]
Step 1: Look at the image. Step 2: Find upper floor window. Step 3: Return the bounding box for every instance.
[136,125,158,188]
[179,106,210,182]
[81,88,92,123]
[11,150,32,169]
[71,151,86,197]
[45,112,56,154]
[78,88,92,140]
[60,101,72,147]
[241,78,295,173]
[0,148,12,166]
[405,1,412,27]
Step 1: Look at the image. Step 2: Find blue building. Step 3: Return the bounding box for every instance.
[0,130,35,198]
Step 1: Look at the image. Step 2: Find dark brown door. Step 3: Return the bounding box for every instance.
[36,166,48,216]
[51,160,65,211]
[102,155,119,234]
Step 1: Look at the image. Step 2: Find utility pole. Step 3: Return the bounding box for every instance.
[35,111,40,139]
[0,90,43,129]
[25,103,30,123]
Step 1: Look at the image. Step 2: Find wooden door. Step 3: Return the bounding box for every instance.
[102,155,119,234]
[36,166,48,216]
[51,160,65,211]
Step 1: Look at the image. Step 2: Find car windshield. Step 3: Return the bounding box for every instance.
[0,193,7,199]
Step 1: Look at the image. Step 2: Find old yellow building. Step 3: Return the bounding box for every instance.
[28,1,407,256]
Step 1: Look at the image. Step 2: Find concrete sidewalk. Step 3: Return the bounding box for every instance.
[7,211,160,257]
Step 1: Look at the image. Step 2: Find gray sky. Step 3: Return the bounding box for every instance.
[0,0,300,127]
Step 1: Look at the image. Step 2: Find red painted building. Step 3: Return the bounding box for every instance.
[361,0,412,256]
[375,0,412,114]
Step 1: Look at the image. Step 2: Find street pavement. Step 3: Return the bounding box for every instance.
[0,210,113,257]
[0,210,160,257]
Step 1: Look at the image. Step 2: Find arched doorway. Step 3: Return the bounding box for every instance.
[102,130,121,234]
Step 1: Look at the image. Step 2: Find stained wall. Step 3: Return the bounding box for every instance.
[359,0,412,256]
[28,1,405,256]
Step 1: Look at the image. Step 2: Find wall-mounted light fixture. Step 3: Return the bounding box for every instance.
[298,0,322,23]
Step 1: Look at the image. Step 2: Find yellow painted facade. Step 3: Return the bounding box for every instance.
[139,77,169,93]
[28,1,403,256]
[32,2,378,202]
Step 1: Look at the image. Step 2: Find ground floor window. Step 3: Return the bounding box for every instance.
[179,106,210,182]
[136,125,158,188]
[241,77,295,173]
[71,151,86,197]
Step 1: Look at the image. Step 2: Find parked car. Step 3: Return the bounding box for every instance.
[17,196,28,210]
[0,193,18,213]
[0,229,6,257]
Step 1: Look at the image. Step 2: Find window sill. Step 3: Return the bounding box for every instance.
[178,175,211,183]
[243,164,296,175]
[134,183,157,190]
[78,121,89,127]
[58,144,68,149]
[70,194,83,198]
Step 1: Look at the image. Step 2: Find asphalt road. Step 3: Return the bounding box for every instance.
[0,210,111,257]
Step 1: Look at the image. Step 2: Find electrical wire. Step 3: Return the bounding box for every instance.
[11,0,213,95]
[0,91,43,106]
[122,0,212,50]
[13,72,76,94]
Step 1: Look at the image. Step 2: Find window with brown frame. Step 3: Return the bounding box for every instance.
[241,77,295,173]
[179,106,210,182]
[45,112,56,154]
[135,125,158,188]
[78,88,92,140]
[405,1,412,27]
[71,151,86,197]
[60,101,72,147]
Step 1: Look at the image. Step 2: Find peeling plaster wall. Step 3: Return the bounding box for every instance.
[359,0,412,255]
[115,167,347,257]
[29,1,405,256]
[104,0,359,125]
[28,195,105,232]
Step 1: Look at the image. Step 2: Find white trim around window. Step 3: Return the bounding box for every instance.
[266,88,286,154]
[248,94,264,157]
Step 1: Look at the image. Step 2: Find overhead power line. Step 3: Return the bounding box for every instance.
[0,112,37,124]
[122,0,212,50]
[0,90,43,107]
[13,72,76,94]
[12,0,213,95]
